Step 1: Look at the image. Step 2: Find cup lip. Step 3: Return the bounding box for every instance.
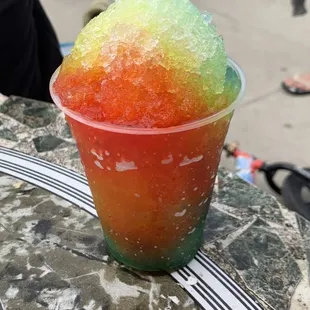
[50,57,245,135]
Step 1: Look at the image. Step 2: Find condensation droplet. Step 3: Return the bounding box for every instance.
[161,154,173,165]
[116,160,138,172]
[179,155,203,167]
[188,227,196,235]
[91,149,104,160]
[94,160,104,169]
[174,209,187,217]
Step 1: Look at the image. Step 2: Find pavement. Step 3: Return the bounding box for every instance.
[42,0,310,195]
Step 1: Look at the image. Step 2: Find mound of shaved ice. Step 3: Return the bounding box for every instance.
[53,0,240,128]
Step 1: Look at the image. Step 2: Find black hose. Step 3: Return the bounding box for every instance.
[261,163,310,195]
[282,168,310,220]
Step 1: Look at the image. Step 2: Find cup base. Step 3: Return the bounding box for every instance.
[106,241,199,272]
[104,231,203,272]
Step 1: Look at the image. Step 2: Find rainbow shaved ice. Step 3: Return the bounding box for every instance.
[53,0,240,128]
[51,0,244,271]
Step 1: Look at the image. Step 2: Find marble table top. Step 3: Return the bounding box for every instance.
[1,96,310,310]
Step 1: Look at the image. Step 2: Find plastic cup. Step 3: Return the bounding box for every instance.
[50,58,245,271]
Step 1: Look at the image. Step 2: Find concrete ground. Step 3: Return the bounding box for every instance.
[42,0,310,195]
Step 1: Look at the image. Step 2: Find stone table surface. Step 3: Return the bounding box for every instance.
[1,96,310,310]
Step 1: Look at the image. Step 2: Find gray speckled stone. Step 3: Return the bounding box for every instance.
[0,174,199,310]
[225,218,301,309]
[217,171,284,224]
[0,96,59,129]
[2,96,310,310]
[0,128,18,141]
[296,214,310,282]
[60,123,72,138]
[203,206,244,243]
[33,135,68,153]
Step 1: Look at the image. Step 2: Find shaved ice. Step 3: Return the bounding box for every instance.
[53,0,240,128]
[50,0,244,271]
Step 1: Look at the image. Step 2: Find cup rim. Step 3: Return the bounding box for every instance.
[50,57,245,135]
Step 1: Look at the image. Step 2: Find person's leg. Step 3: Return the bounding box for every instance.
[0,0,62,102]
[292,0,307,16]
[33,0,63,101]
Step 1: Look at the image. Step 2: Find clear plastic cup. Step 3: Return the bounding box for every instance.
[50,58,245,271]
